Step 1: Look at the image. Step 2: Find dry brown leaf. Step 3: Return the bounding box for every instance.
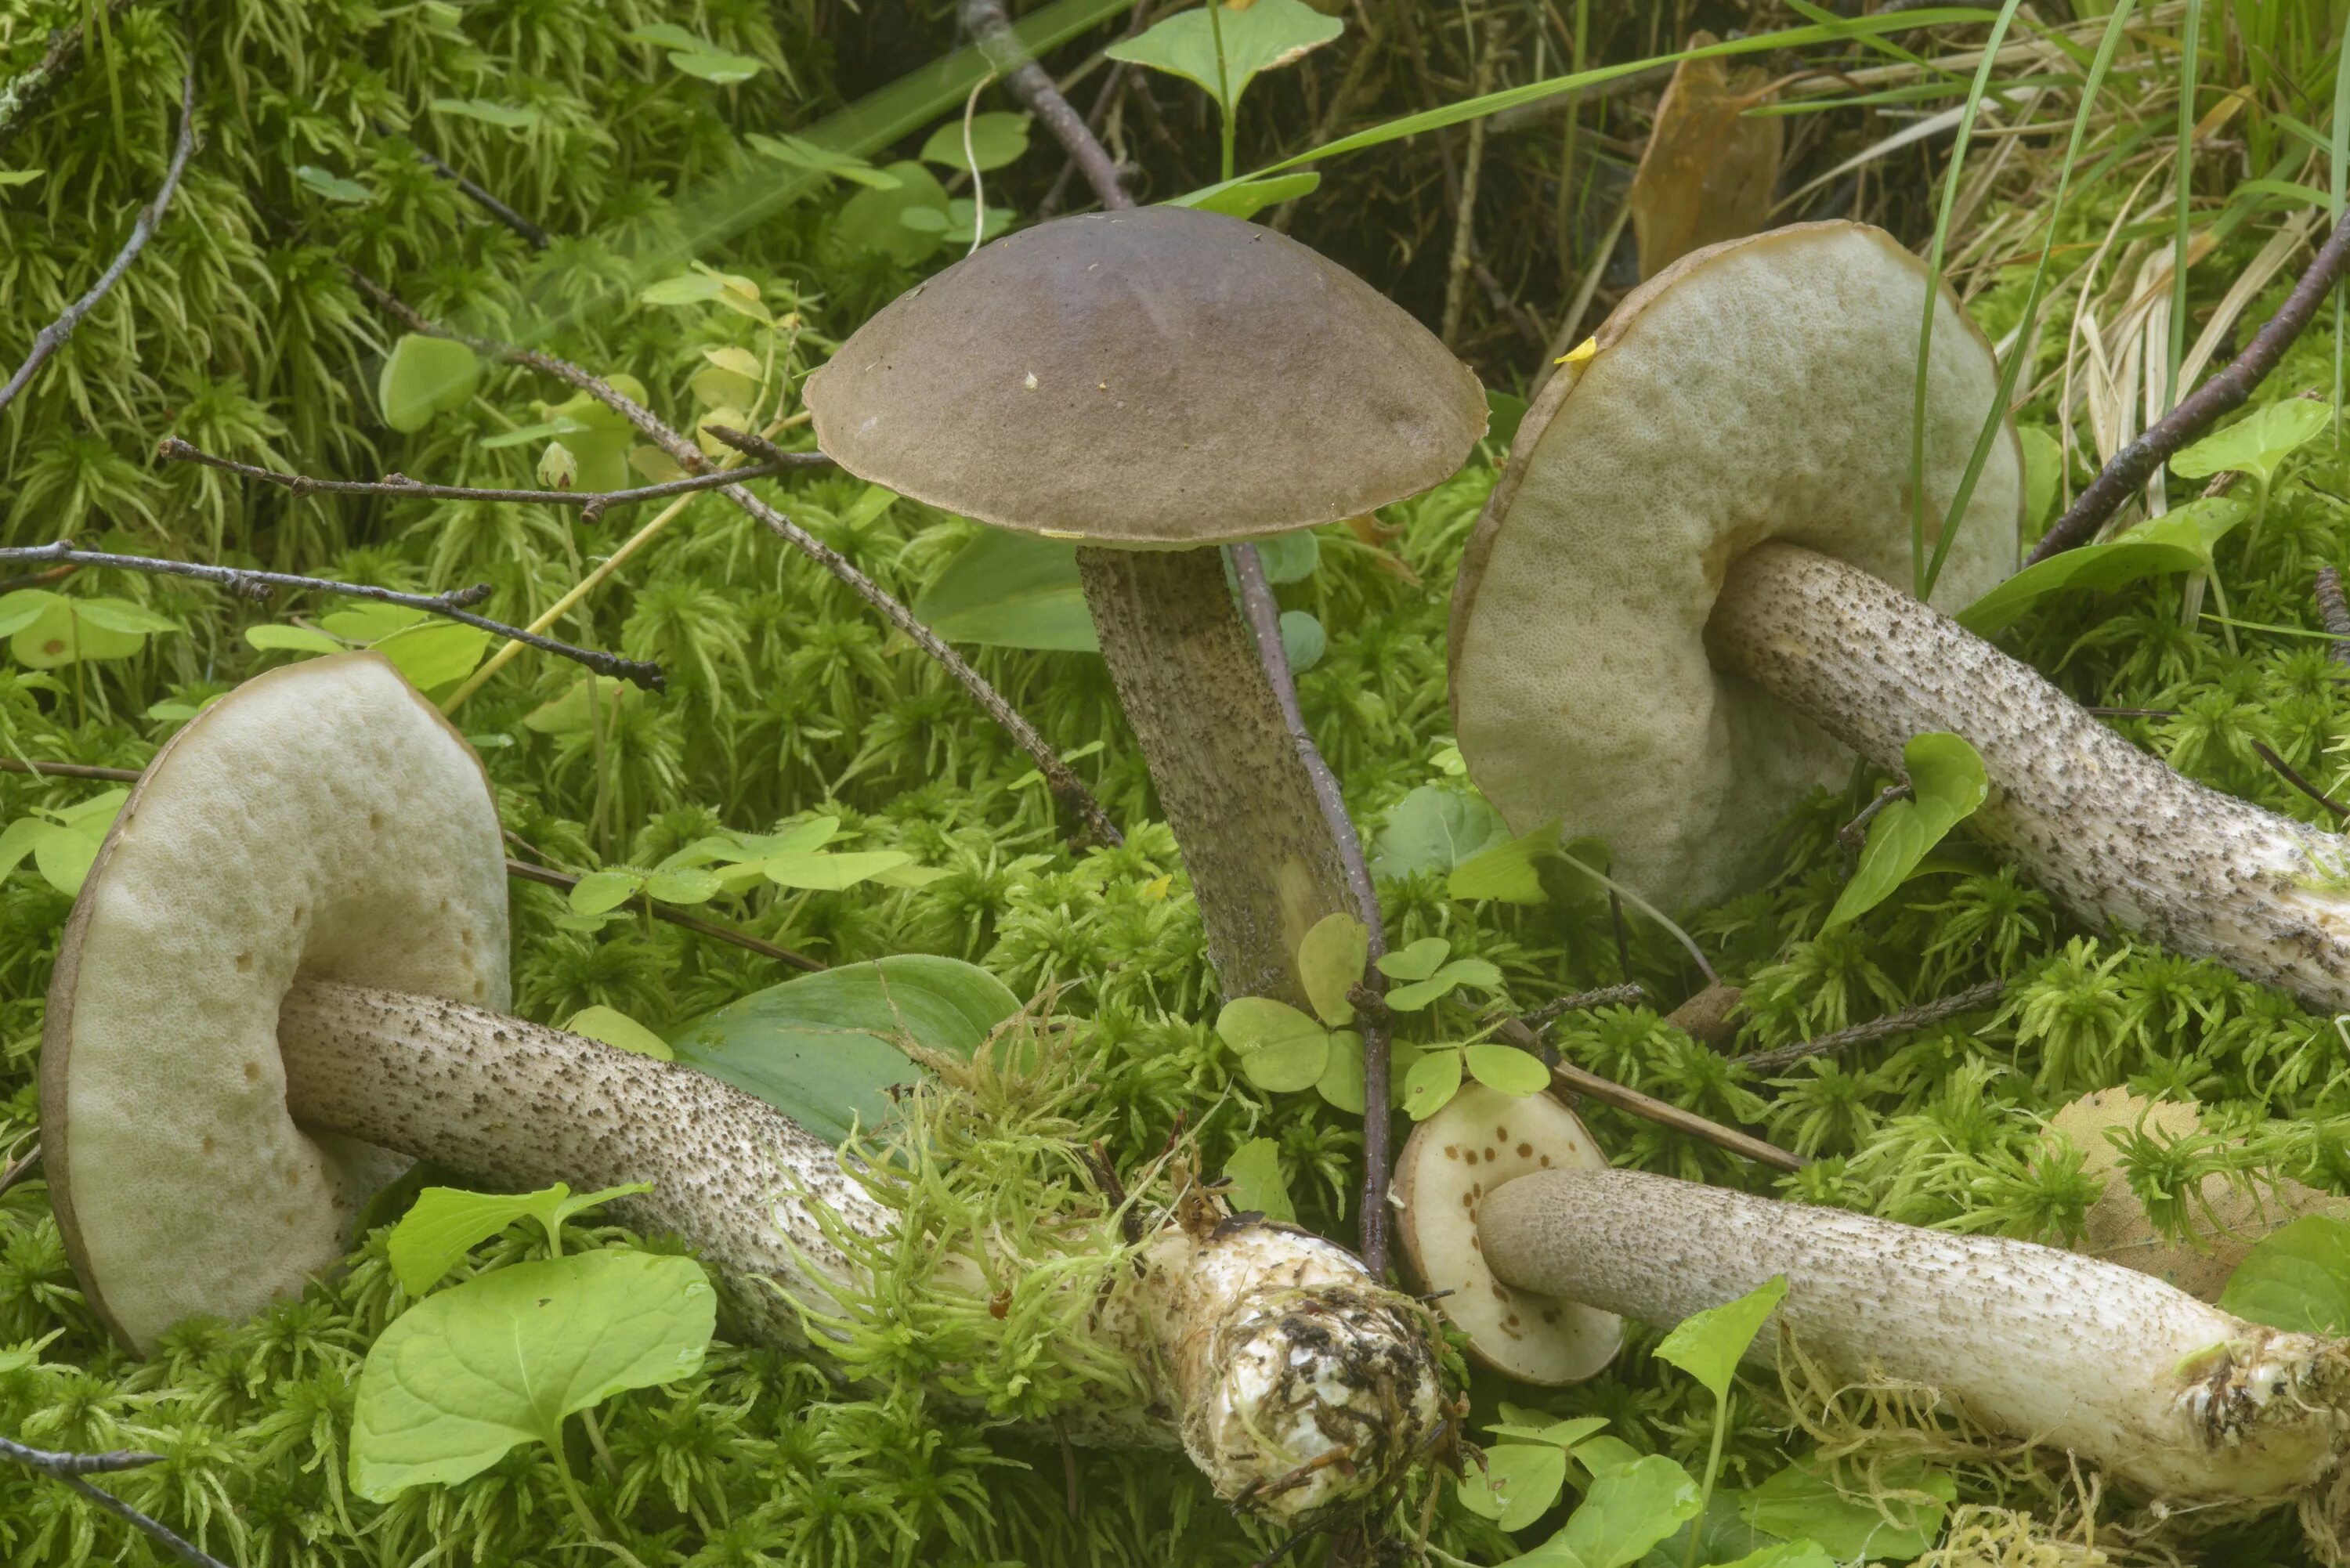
[1629,34,1784,281]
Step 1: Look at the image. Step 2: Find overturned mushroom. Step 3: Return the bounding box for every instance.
[810,206,1486,1006]
[1397,1107,2350,1513]
[41,653,1444,1520]
[1453,219,2350,1013]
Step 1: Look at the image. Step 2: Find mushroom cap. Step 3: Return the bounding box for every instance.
[805,206,1488,545]
[1448,221,2023,908]
[1394,1082,1622,1384]
[41,652,508,1353]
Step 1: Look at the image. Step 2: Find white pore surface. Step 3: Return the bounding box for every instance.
[1450,222,2022,908]
[45,653,508,1352]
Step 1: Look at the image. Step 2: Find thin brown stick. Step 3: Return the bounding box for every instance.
[0,758,138,782]
[2029,208,2350,562]
[1439,17,1500,349]
[2251,739,2350,822]
[0,66,195,415]
[962,0,1133,211]
[157,435,830,517]
[1520,982,1646,1031]
[1838,780,1911,869]
[1737,979,2008,1075]
[2316,567,2350,667]
[346,273,1121,846]
[1037,1,1150,218]
[374,119,551,249]
[0,540,660,689]
[0,1435,227,1568]
[1231,541,1390,1272]
[0,1145,38,1200]
[502,859,825,974]
[0,0,140,150]
[1494,1016,1801,1172]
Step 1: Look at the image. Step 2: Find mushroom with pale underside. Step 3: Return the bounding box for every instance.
[1396,1087,2350,1518]
[1452,219,2350,1014]
[39,652,1444,1522]
[808,205,1487,1008]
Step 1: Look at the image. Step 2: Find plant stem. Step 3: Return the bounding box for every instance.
[1206,0,1235,182]
[0,1434,229,1568]
[1684,1390,1731,1568]
[962,0,1133,211]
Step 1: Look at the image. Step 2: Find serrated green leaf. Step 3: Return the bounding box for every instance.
[1654,1276,1788,1401]
[378,334,482,434]
[1106,0,1344,115]
[2220,1215,2350,1335]
[1825,733,1987,928]
[1464,1043,1550,1097]
[1403,1046,1464,1121]
[1222,1136,1295,1223]
[920,111,1031,172]
[1297,912,1368,1027]
[349,1251,713,1501]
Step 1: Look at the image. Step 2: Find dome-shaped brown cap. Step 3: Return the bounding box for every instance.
[806,207,1487,546]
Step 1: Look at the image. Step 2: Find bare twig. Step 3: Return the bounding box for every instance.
[0,758,137,783]
[1439,17,1501,349]
[1037,2,1151,219]
[1838,780,1911,870]
[375,119,552,249]
[2030,208,2350,562]
[2251,739,2350,822]
[962,0,1133,211]
[0,540,661,689]
[1737,979,2009,1075]
[1231,542,1390,1272]
[0,1144,38,1200]
[0,66,196,416]
[0,1435,230,1568]
[157,435,830,517]
[348,273,1120,844]
[502,858,825,974]
[1521,982,1646,1031]
[1492,1016,1802,1172]
[0,0,140,150]
[2317,567,2350,667]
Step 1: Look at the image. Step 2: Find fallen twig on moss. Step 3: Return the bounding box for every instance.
[0,0,143,151]
[0,1434,229,1568]
[0,66,195,416]
[374,117,553,249]
[1737,978,2009,1075]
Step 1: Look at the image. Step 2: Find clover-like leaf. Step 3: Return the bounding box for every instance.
[378,334,482,434]
[1216,996,1330,1093]
[1402,1046,1465,1121]
[1387,957,1505,1012]
[349,1251,714,1501]
[1546,1454,1702,1568]
[919,111,1031,172]
[1464,1043,1550,1098]
[1377,937,1451,983]
[568,868,646,916]
[1315,1030,1365,1113]
[1297,912,1368,1027]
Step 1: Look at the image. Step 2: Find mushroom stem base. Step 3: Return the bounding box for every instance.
[274,978,1444,1519]
[1075,544,1354,1006]
[1706,542,2350,1010]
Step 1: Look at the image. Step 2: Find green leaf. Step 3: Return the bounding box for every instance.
[1711,1544,1835,1568]
[1825,734,1988,928]
[428,97,541,128]
[1956,497,2250,635]
[642,866,724,905]
[2220,1215,2350,1335]
[2016,425,2064,536]
[920,111,1031,172]
[1371,786,1513,881]
[1215,996,1330,1093]
[349,1251,714,1501]
[568,869,646,916]
[370,621,491,692]
[1402,1046,1464,1121]
[761,848,916,891]
[1106,0,1344,116]
[1654,1276,1788,1401]
[1450,819,1564,905]
[1548,1454,1702,1568]
[1459,1443,1571,1532]
[746,132,903,190]
[1277,609,1325,672]
[0,168,45,189]
[0,817,51,880]
[562,1006,674,1061]
[1222,1136,1296,1223]
[378,334,483,435]
[1170,170,1319,219]
[386,1182,656,1294]
[1386,957,1505,1012]
[1464,1043,1550,1098]
[669,956,1020,1144]
[1297,912,1368,1027]
[2169,397,2333,489]
[835,161,952,265]
[639,273,730,306]
[667,49,765,85]
[295,165,371,204]
[1377,936,1451,983]
[623,22,709,50]
[1739,1457,1954,1563]
[1253,529,1320,584]
[0,590,59,638]
[72,598,179,636]
[912,532,1098,652]
[1314,1030,1365,1113]
[246,624,348,656]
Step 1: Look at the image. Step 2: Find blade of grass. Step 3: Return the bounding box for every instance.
[2164,0,2203,414]
[1922,1,2140,599]
[1909,0,2026,601]
[2334,9,2349,446]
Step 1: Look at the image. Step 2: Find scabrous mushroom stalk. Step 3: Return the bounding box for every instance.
[1707,542,2350,1010]
[275,979,1444,1520]
[1478,1166,2350,1511]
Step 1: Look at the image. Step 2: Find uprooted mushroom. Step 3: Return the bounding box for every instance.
[1451,219,2350,1013]
[1396,1087,2350,1523]
[808,206,1487,1008]
[40,652,1444,1522]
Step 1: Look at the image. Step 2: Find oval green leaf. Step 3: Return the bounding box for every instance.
[1824,733,1987,929]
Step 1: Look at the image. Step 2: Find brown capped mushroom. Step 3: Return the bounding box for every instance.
[809,206,1487,1006]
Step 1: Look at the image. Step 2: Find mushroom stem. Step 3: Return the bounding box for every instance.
[1705,542,2350,1010]
[1478,1167,2350,1508]
[1076,545,1355,1006]
[275,977,1443,1519]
